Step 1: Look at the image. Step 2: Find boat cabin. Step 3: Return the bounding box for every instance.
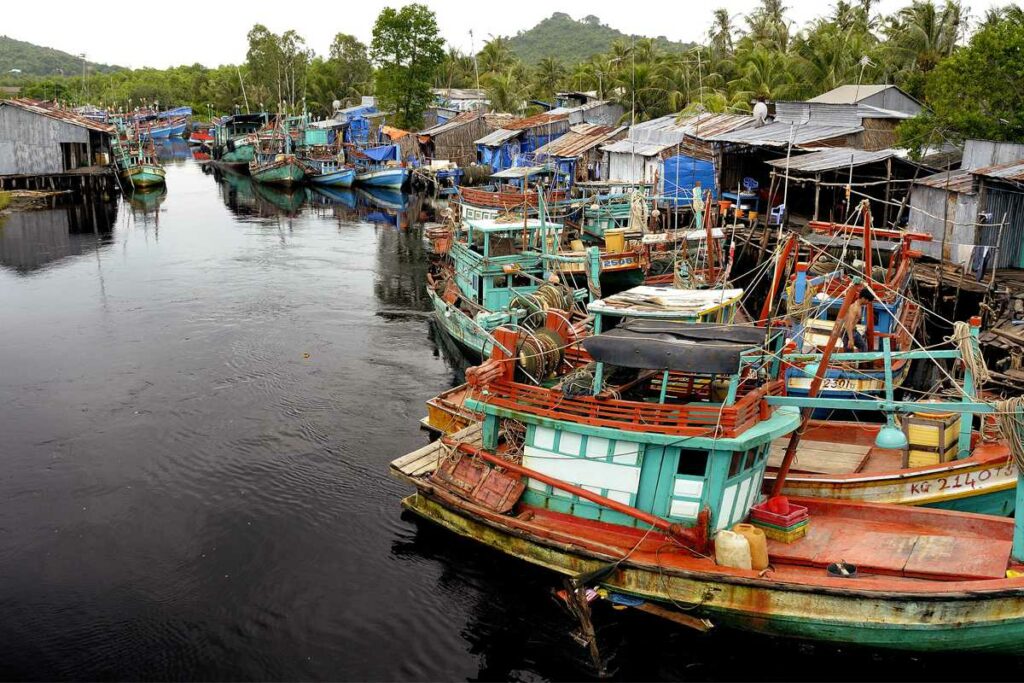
[215,113,270,147]
[452,217,569,312]
[469,322,795,532]
[588,286,744,331]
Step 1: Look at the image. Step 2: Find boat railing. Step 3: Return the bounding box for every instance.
[473,377,784,438]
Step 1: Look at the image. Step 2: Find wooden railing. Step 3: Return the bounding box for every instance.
[476,378,785,439]
[458,186,566,209]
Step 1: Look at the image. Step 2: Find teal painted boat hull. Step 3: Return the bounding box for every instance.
[927,487,1016,516]
[219,141,256,166]
[250,157,307,186]
[428,287,495,359]
[122,164,166,188]
[356,167,408,188]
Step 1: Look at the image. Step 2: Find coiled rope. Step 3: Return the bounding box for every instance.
[948,320,991,388]
[628,190,649,233]
[996,397,1024,470]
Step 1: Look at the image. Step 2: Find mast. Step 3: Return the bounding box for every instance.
[862,200,875,351]
[771,282,860,496]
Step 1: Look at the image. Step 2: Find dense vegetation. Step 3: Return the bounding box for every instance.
[1,2,1023,149]
[0,35,120,77]
[505,13,693,66]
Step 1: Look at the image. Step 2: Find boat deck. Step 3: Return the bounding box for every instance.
[390,423,481,482]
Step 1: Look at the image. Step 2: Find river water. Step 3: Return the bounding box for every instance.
[0,146,1019,681]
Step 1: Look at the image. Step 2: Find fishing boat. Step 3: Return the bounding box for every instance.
[188,127,214,147]
[112,135,165,189]
[393,312,1024,655]
[212,113,270,169]
[764,207,927,406]
[305,158,355,187]
[139,116,188,140]
[249,128,307,187]
[354,164,408,189]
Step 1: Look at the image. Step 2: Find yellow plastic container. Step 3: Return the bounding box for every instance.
[733,523,769,570]
[760,524,808,543]
[605,229,626,254]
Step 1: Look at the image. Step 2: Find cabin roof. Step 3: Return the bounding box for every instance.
[766,147,909,173]
[463,217,562,233]
[490,165,558,179]
[582,320,767,374]
[588,286,744,318]
[475,128,521,146]
[418,110,484,137]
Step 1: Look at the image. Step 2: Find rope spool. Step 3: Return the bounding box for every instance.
[509,283,574,326]
[516,327,564,381]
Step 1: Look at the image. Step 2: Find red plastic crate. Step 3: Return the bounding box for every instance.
[750,501,808,528]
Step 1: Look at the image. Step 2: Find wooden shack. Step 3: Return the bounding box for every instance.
[417,111,491,167]
[0,98,113,176]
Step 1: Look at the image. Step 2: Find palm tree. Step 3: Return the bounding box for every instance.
[883,0,964,73]
[728,44,800,108]
[708,8,737,60]
[477,37,517,76]
[532,57,567,100]
[484,68,528,114]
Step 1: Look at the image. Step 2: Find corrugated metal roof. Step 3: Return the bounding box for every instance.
[491,165,556,179]
[709,120,862,147]
[963,139,1024,170]
[534,124,624,158]
[621,112,753,147]
[766,147,899,173]
[419,110,483,137]
[971,160,1024,182]
[601,139,668,156]
[475,128,521,146]
[1,98,114,133]
[916,168,976,193]
[503,112,569,130]
[857,104,914,120]
[808,84,898,104]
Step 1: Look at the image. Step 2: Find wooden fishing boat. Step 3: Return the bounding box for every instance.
[763,207,929,406]
[250,152,307,186]
[139,116,188,140]
[305,158,355,187]
[112,135,166,189]
[212,113,269,168]
[392,315,1024,655]
[354,165,408,189]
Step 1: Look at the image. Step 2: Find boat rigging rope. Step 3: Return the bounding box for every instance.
[627,190,649,233]
[947,320,991,388]
[996,396,1024,470]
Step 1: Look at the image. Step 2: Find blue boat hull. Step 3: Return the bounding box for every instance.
[356,167,408,189]
[142,122,187,140]
[310,168,355,187]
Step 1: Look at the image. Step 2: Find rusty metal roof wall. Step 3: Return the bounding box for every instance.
[623,112,752,147]
[534,124,624,158]
[916,168,976,193]
[1,98,115,133]
[971,160,1024,182]
[419,110,484,136]
[709,120,862,147]
[503,111,570,130]
[766,147,898,173]
[474,128,521,146]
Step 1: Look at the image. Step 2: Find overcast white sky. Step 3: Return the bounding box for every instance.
[4,0,1022,69]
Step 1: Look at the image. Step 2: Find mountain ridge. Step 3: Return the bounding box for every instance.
[0,35,121,78]
[506,13,695,66]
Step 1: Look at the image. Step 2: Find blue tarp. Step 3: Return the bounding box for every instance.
[363,145,399,162]
[663,155,717,207]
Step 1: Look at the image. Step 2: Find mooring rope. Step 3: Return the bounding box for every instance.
[996,396,1024,470]
[947,320,992,388]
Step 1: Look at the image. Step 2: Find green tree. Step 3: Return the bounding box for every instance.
[327,33,372,106]
[370,3,445,129]
[898,12,1024,152]
[531,57,567,100]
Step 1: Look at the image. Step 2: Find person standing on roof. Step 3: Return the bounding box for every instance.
[753,96,769,128]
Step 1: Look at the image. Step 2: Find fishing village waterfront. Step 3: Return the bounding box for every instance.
[7,0,1024,680]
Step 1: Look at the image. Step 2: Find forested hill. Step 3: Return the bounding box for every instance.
[0,36,121,77]
[507,13,694,65]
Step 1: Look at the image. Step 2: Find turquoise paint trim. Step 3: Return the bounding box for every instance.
[465,399,803,450]
[705,448,732,530]
[1015,477,1024,562]
[927,487,1015,516]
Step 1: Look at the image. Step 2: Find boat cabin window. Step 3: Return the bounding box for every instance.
[676,448,709,477]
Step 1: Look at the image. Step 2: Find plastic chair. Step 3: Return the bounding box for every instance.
[768,204,786,226]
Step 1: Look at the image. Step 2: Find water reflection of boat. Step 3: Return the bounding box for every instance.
[128,186,167,215]
[356,186,406,212]
[311,186,357,209]
[249,179,308,216]
[154,138,191,163]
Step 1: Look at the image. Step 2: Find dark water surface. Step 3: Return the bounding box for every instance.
[1,156,1021,681]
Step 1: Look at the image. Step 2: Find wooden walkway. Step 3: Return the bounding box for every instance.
[390,423,482,484]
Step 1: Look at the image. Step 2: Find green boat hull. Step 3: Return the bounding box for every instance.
[927,487,1016,516]
[404,492,1024,655]
[122,165,165,188]
[250,158,306,187]
[220,142,255,166]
